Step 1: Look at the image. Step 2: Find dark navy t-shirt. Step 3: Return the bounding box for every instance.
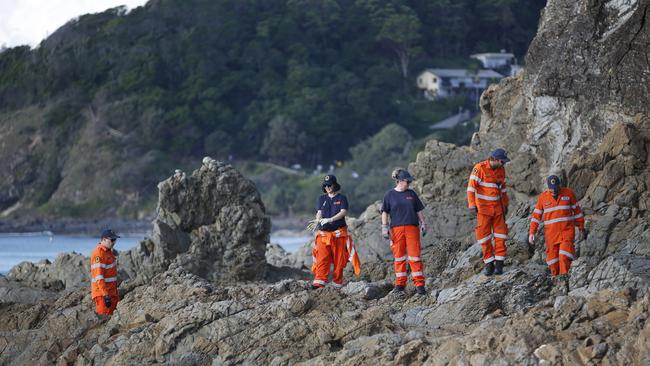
[381,189,425,227]
[316,193,349,231]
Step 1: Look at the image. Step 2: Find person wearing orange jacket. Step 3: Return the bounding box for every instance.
[381,168,427,295]
[90,229,120,315]
[467,148,510,276]
[310,175,357,289]
[529,175,586,293]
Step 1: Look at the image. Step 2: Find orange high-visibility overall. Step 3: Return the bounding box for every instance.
[90,244,119,315]
[530,188,585,276]
[390,225,424,287]
[467,160,509,264]
[311,226,360,288]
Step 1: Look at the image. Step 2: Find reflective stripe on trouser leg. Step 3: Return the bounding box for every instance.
[546,243,560,276]
[313,235,333,285]
[331,236,348,287]
[476,213,495,263]
[391,226,408,286]
[558,241,575,275]
[493,213,508,261]
[405,225,425,287]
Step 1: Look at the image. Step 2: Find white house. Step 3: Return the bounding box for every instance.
[470,51,516,69]
[416,69,503,99]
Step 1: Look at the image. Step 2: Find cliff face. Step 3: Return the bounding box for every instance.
[1,0,650,365]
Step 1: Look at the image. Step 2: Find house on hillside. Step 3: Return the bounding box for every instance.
[416,68,503,100]
[471,51,522,76]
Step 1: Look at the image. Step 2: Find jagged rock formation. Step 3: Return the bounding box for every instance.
[2,0,650,364]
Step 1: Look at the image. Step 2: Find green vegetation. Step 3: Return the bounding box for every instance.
[0,0,545,218]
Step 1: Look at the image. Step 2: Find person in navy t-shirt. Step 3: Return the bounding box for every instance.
[311,174,351,289]
[381,168,428,295]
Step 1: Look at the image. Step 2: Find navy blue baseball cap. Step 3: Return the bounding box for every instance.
[547,175,561,190]
[490,148,510,163]
[395,169,414,182]
[101,229,120,240]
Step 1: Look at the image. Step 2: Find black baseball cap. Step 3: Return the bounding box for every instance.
[101,229,120,240]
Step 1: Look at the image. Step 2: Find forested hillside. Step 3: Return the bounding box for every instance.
[0,0,545,219]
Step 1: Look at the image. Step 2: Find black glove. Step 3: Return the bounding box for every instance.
[104,295,112,308]
[527,242,535,259]
[504,206,509,216]
[580,229,588,241]
[469,207,478,216]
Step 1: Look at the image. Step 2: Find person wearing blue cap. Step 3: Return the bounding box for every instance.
[529,175,586,294]
[381,168,427,295]
[90,229,120,315]
[467,148,510,276]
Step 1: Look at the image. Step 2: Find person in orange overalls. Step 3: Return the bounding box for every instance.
[90,229,120,315]
[381,169,427,295]
[529,175,586,293]
[311,175,355,289]
[467,148,510,276]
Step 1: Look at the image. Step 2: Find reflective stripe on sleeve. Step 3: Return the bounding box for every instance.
[467,187,477,193]
[90,262,116,270]
[533,209,543,214]
[531,218,541,224]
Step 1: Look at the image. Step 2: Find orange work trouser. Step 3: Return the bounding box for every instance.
[476,212,508,263]
[94,295,119,315]
[312,233,348,288]
[546,240,575,276]
[390,225,424,287]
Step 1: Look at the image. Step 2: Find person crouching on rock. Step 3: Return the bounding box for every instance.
[381,169,427,295]
[529,175,586,295]
[311,175,351,289]
[91,229,120,315]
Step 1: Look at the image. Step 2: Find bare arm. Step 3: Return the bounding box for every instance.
[417,211,425,225]
[328,209,347,222]
[381,211,389,226]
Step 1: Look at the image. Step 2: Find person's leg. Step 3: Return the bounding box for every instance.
[312,236,333,288]
[546,242,560,276]
[493,213,508,274]
[476,213,495,274]
[405,225,425,287]
[391,226,408,288]
[331,237,348,288]
[558,240,575,275]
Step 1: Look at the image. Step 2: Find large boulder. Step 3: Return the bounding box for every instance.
[120,158,271,283]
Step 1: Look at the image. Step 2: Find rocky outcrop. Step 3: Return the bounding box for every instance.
[114,158,270,284]
[6,253,88,292]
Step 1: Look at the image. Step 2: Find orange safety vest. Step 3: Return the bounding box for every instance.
[467,160,509,215]
[529,188,585,244]
[311,227,361,275]
[90,244,118,298]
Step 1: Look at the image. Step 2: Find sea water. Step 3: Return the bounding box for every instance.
[0,232,311,274]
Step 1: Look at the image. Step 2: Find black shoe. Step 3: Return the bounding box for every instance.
[310,284,322,290]
[494,260,504,275]
[415,286,426,295]
[393,285,405,292]
[484,262,495,276]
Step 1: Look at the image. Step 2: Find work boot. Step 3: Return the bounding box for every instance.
[484,262,495,276]
[310,284,323,290]
[415,286,426,295]
[494,260,504,275]
[392,285,405,293]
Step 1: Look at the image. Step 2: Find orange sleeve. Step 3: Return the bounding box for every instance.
[90,251,109,296]
[467,166,480,208]
[529,196,544,234]
[571,192,585,230]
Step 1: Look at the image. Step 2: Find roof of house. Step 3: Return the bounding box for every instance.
[423,69,503,79]
[470,52,515,59]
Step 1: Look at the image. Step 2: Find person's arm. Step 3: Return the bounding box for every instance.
[529,197,544,244]
[571,192,586,240]
[321,209,347,223]
[467,166,480,212]
[91,253,108,297]
[381,211,389,226]
[316,210,322,220]
[500,173,509,212]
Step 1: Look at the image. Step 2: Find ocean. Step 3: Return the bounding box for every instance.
[0,232,311,274]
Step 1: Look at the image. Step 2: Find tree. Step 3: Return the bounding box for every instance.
[375,6,422,85]
[261,115,308,165]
